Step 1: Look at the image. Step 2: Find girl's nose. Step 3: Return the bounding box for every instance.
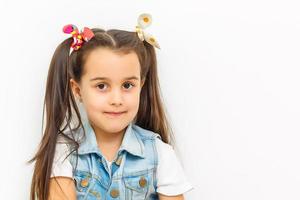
[109,89,123,106]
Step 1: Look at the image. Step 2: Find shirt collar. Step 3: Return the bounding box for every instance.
[77,121,145,159]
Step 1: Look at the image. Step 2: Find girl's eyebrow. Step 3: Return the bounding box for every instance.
[90,76,139,82]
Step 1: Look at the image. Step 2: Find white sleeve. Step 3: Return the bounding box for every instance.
[50,142,73,178]
[155,138,194,196]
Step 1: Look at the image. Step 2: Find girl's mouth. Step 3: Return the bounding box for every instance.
[104,111,127,117]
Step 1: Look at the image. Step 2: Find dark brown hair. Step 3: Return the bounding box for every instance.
[27,28,175,200]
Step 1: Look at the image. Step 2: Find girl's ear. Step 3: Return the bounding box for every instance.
[70,78,82,101]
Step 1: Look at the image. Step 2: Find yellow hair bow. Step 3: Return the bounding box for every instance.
[135,13,160,49]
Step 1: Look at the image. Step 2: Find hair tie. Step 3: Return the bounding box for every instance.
[135,13,160,49]
[62,24,95,54]
[62,13,160,55]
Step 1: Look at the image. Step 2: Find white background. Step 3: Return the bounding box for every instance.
[1,0,300,199]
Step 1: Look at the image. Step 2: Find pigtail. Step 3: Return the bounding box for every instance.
[135,42,176,146]
[27,38,81,200]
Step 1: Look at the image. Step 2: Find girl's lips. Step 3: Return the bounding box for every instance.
[104,111,127,117]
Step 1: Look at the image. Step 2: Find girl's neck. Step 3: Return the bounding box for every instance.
[92,124,125,146]
[89,123,126,162]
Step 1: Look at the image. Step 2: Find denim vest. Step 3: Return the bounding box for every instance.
[67,121,162,200]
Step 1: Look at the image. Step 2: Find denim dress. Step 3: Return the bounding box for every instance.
[67,121,161,200]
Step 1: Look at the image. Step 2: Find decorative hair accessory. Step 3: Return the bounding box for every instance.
[135,13,160,49]
[63,24,95,54]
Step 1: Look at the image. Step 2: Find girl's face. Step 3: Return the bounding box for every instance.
[70,48,144,135]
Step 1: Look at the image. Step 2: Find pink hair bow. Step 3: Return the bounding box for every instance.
[63,24,95,54]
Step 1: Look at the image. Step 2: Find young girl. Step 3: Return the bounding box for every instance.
[28,13,194,200]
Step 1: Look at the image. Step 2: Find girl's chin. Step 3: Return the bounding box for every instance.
[102,124,129,134]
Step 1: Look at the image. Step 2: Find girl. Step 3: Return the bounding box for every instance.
[27,13,194,200]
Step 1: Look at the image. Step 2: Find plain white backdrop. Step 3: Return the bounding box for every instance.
[1,0,300,199]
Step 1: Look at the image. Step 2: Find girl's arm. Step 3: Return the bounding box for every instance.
[158,193,184,200]
[48,177,76,200]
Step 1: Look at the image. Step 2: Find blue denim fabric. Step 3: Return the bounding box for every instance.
[67,121,162,200]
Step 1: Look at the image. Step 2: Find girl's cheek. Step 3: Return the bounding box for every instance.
[124,92,139,102]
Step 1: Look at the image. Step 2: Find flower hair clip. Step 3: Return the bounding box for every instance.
[135,13,160,49]
[63,24,95,55]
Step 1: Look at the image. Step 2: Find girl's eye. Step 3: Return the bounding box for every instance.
[123,82,135,90]
[97,83,107,90]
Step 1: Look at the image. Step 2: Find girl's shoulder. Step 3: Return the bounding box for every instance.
[154,136,177,163]
[51,134,73,178]
[132,123,179,164]
[132,123,175,155]
[132,123,162,141]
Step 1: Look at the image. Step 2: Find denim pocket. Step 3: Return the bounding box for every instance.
[123,171,151,199]
[74,170,101,200]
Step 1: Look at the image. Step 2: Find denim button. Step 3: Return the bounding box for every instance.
[110,188,119,198]
[80,178,89,187]
[139,176,147,188]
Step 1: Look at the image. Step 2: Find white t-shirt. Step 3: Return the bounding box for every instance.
[51,138,194,196]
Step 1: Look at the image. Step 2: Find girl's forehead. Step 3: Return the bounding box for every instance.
[84,48,141,79]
